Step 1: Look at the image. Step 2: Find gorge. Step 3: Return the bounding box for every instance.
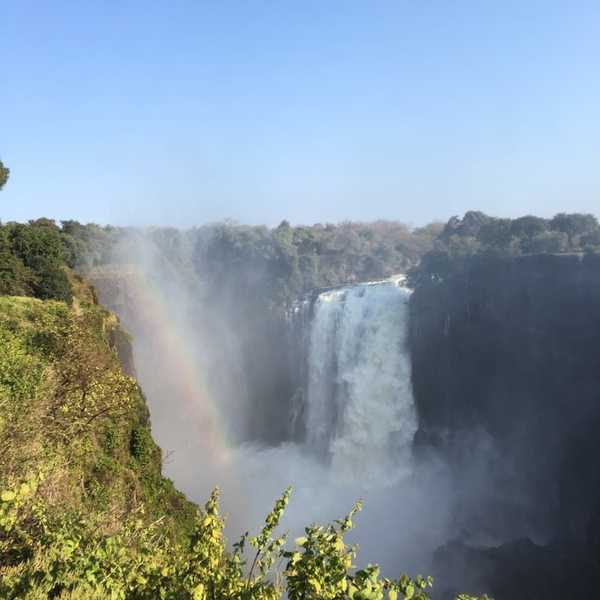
[86,223,600,599]
[3,213,600,597]
[90,239,442,578]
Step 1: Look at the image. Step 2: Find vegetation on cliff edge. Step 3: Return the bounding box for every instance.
[409,210,600,288]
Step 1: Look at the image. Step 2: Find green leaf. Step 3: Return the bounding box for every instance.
[1,490,16,502]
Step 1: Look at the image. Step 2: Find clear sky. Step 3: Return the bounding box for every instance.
[2,1,599,227]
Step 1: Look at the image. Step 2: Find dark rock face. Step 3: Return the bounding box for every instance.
[108,325,137,378]
[411,253,600,435]
[432,537,600,600]
[410,253,600,598]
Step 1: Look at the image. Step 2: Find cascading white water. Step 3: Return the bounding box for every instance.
[97,236,451,575]
[304,276,417,484]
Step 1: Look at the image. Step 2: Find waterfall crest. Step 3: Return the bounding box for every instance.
[303,277,417,484]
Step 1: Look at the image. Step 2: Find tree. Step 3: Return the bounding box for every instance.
[550,213,598,246]
[510,215,548,239]
[0,160,9,191]
[477,218,514,251]
[581,230,600,251]
[522,230,568,254]
[441,211,492,241]
[0,227,34,295]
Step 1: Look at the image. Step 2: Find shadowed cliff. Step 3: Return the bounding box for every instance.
[410,252,600,598]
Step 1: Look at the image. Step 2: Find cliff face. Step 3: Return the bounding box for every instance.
[0,275,196,545]
[411,253,600,439]
[410,253,600,597]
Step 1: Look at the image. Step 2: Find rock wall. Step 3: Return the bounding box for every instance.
[410,253,600,598]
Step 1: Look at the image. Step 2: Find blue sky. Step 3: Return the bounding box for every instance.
[2,1,599,227]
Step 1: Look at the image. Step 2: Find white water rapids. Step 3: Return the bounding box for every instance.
[304,277,417,484]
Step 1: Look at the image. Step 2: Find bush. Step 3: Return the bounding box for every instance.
[130,425,155,464]
[0,483,490,600]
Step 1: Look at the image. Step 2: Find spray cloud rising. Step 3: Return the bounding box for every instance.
[91,229,509,580]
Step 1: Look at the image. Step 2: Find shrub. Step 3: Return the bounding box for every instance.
[130,425,155,464]
[0,482,490,600]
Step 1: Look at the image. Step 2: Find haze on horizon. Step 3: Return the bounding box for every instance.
[2,1,599,228]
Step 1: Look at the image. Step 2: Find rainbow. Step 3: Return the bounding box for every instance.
[91,264,233,472]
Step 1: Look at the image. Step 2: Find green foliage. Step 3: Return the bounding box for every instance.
[0,159,9,191]
[104,427,119,452]
[59,219,440,312]
[34,262,73,303]
[60,220,122,268]
[510,215,547,239]
[0,228,35,296]
[477,219,513,252]
[522,230,567,254]
[130,426,156,464]
[0,479,490,600]
[188,220,442,318]
[410,211,600,288]
[0,220,74,303]
[0,292,196,551]
[550,212,598,244]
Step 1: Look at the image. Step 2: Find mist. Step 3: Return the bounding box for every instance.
[88,226,543,595]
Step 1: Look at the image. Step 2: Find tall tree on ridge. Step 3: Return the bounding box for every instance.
[0,160,9,191]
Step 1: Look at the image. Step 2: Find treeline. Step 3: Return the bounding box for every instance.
[193,220,442,310]
[0,219,123,303]
[410,211,600,287]
[3,211,600,307]
[0,217,441,308]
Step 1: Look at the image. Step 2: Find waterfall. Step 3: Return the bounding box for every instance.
[94,237,445,574]
[303,277,417,484]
